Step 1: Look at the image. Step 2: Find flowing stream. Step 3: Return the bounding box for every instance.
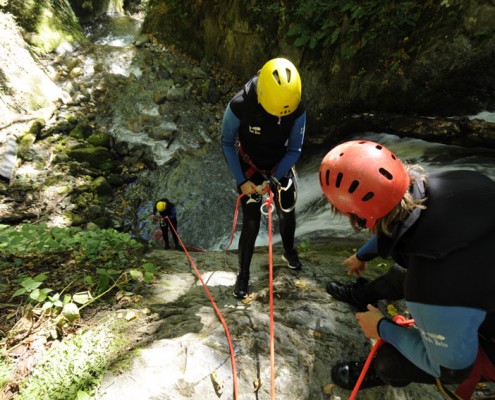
[80,13,495,251]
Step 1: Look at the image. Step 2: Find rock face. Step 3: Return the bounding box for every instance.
[0,4,491,400]
[94,243,445,400]
[143,1,495,129]
[0,13,66,128]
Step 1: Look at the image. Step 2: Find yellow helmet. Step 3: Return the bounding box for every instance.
[156,201,167,212]
[257,58,302,117]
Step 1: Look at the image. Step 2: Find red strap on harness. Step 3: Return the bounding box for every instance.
[455,345,495,399]
[237,142,275,179]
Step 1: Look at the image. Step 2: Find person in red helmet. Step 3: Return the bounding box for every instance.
[324,140,410,312]
[222,57,306,300]
[319,140,495,398]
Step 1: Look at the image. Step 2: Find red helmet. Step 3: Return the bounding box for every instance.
[319,140,410,228]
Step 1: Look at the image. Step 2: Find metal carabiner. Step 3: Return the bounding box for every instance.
[276,176,298,213]
[260,194,274,216]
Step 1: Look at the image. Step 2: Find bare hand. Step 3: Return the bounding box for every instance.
[240,181,257,195]
[256,181,270,195]
[343,254,367,276]
[356,304,384,340]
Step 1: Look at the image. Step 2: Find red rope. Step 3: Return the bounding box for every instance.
[349,315,415,400]
[224,194,245,252]
[166,217,240,399]
[223,190,278,398]
[263,190,276,399]
[164,189,277,399]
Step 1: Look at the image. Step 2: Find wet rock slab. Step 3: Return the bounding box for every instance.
[94,245,443,400]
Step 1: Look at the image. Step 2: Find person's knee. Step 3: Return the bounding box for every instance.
[374,346,410,387]
[374,345,435,387]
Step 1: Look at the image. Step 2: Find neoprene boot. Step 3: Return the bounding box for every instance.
[233,270,249,299]
[326,278,377,312]
[282,248,302,270]
[331,360,385,390]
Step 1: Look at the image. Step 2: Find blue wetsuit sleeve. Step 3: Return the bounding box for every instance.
[221,105,246,185]
[378,302,485,377]
[356,236,378,261]
[273,111,306,180]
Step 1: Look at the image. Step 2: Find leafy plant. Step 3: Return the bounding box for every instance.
[1,224,156,326]
[12,273,50,302]
[298,239,312,254]
[286,1,423,55]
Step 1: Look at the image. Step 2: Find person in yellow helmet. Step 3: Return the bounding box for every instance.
[152,197,181,250]
[221,57,306,300]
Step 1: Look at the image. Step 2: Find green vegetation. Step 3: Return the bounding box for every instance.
[285,1,423,55]
[151,0,472,75]
[0,224,158,398]
[0,223,156,331]
[235,1,471,58]
[0,0,85,53]
[16,317,130,400]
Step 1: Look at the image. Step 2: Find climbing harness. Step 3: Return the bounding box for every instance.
[436,344,495,400]
[237,141,298,213]
[270,169,298,213]
[153,217,206,252]
[350,315,415,400]
[237,141,275,179]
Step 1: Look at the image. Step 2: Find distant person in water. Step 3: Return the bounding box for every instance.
[152,198,181,250]
[319,140,495,398]
[221,57,306,300]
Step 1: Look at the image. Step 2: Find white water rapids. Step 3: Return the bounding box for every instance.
[81,14,495,251]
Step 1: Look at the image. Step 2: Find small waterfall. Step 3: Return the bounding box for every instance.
[80,14,495,251]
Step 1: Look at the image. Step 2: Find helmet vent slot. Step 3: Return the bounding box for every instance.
[362,192,374,202]
[285,68,292,82]
[348,180,359,193]
[379,168,393,180]
[272,70,281,85]
[336,172,343,188]
[324,169,330,186]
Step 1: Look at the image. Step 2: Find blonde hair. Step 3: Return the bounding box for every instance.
[331,164,427,236]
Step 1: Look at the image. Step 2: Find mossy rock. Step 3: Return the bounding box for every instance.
[64,212,87,226]
[93,216,112,229]
[28,119,45,136]
[67,147,115,171]
[106,174,126,187]
[91,176,113,197]
[87,132,112,149]
[69,124,93,140]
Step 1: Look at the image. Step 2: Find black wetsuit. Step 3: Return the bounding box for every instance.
[221,75,306,278]
[153,198,179,249]
[359,170,495,390]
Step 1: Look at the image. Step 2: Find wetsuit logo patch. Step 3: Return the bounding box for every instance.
[249,126,261,135]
